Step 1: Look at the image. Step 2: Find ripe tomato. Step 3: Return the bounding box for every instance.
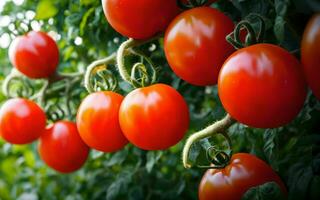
[38,121,89,173]
[218,44,307,128]
[301,14,320,100]
[164,7,234,86]
[102,0,180,39]
[0,98,46,145]
[77,91,128,152]
[119,84,189,150]
[9,31,59,79]
[199,153,287,200]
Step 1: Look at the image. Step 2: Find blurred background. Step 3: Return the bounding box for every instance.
[0,0,320,200]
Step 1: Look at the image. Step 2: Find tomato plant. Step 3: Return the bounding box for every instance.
[0,98,46,145]
[38,121,89,173]
[199,153,287,200]
[0,0,319,200]
[77,91,128,152]
[101,0,180,39]
[119,84,190,150]
[164,7,234,86]
[218,44,307,128]
[301,14,320,100]
[9,31,59,79]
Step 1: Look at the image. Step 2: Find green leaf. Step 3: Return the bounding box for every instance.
[241,182,286,200]
[35,0,58,20]
[146,151,163,173]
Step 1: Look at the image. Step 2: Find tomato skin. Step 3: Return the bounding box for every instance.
[164,7,234,86]
[9,31,59,79]
[119,84,189,150]
[38,121,89,173]
[301,14,320,100]
[199,153,287,200]
[0,98,46,145]
[218,44,307,128]
[102,0,180,39]
[77,91,128,152]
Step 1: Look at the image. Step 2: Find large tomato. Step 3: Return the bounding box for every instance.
[76,91,128,152]
[38,121,89,173]
[301,14,320,100]
[119,84,189,150]
[9,31,59,79]
[199,153,287,200]
[0,98,46,145]
[164,7,234,86]
[101,0,180,39]
[218,44,307,128]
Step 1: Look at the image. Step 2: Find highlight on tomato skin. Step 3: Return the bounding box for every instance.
[301,14,320,100]
[0,98,47,145]
[8,31,59,79]
[76,91,128,153]
[101,0,180,39]
[38,121,90,174]
[218,43,307,128]
[198,153,287,200]
[119,83,190,150]
[164,7,235,86]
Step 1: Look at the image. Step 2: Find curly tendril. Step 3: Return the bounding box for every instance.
[182,114,236,169]
[226,13,266,49]
[2,69,35,98]
[117,38,159,88]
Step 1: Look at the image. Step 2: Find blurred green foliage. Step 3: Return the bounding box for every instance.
[0,0,319,199]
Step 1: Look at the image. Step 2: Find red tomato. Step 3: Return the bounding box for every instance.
[199,153,287,200]
[301,14,320,100]
[102,0,180,39]
[164,7,234,86]
[119,84,189,150]
[9,31,59,79]
[0,98,46,145]
[38,121,89,173]
[218,44,307,128]
[77,91,128,152]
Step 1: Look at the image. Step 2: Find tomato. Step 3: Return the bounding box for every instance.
[101,0,180,39]
[164,7,234,86]
[9,31,59,79]
[0,98,46,145]
[38,121,89,173]
[77,91,128,152]
[301,14,320,100]
[119,84,189,150]
[199,153,287,200]
[218,44,307,128]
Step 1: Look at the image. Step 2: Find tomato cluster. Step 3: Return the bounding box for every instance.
[1,1,319,199]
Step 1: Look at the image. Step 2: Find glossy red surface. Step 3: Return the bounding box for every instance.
[102,0,180,39]
[9,31,59,79]
[218,44,307,128]
[77,91,128,152]
[38,121,89,173]
[301,14,320,100]
[164,7,234,86]
[0,98,46,144]
[119,84,190,150]
[199,153,287,200]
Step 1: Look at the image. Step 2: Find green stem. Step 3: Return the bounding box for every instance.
[116,36,161,88]
[84,53,117,93]
[182,114,236,168]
